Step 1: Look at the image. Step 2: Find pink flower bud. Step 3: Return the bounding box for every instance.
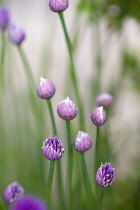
[57,97,78,121]
[49,0,69,12]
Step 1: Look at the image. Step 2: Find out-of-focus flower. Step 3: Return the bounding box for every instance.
[42,136,64,161]
[3,182,24,204]
[96,162,115,187]
[8,23,25,45]
[37,77,56,99]
[57,96,78,121]
[11,195,47,210]
[96,93,113,107]
[0,8,10,30]
[49,0,69,12]
[91,106,106,126]
[74,131,92,153]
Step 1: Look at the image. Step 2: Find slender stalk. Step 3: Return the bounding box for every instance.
[94,126,100,178]
[0,32,6,90]
[66,120,73,209]
[58,12,85,130]
[17,46,35,94]
[80,153,95,209]
[46,161,55,205]
[46,99,57,136]
[46,99,65,208]
[97,187,104,210]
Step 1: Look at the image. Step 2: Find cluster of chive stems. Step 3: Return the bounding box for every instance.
[0,1,116,210]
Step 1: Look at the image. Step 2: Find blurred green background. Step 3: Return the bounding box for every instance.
[0,0,140,209]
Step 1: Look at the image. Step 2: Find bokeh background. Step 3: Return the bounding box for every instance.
[0,0,140,209]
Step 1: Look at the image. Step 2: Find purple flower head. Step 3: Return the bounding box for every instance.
[57,96,78,121]
[42,136,64,161]
[8,23,25,45]
[91,106,106,126]
[37,77,56,99]
[0,8,10,30]
[11,195,47,210]
[96,93,113,107]
[96,162,115,187]
[3,182,24,204]
[49,0,69,12]
[74,131,92,153]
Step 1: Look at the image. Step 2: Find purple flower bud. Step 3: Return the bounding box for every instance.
[96,162,115,187]
[11,195,47,210]
[74,131,92,153]
[37,77,56,99]
[3,182,24,204]
[49,0,69,12]
[0,8,10,30]
[42,136,64,161]
[91,106,106,126]
[57,97,78,121]
[96,93,113,107]
[8,23,25,45]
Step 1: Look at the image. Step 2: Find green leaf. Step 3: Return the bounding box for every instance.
[0,197,5,210]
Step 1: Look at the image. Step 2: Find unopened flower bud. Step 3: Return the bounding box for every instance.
[8,23,25,45]
[91,106,106,126]
[96,93,113,107]
[37,77,56,99]
[96,162,115,187]
[0,8,10,30]
[11,195,47,210]
[42,136,64,161]
[57,97,78,121]
[74,131,92,153]
[49,0,69,12]
[3,182,24,204]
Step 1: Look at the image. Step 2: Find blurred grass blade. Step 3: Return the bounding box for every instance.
[0,197,6,210]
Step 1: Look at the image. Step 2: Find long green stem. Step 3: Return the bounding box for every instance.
[80,153,95,209]
[97,187,104,210]
[58,12,85,130]
[66,120,73,209]
[46,99,65,208]
[94,126,100,178]
[46,161,55,205]
[46,99,57,136]
[17,46,35,94]
[0,32,6,90]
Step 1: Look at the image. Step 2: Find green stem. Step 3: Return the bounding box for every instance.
[46,99,65,208]
[58,12,85,130]
[17,46,35,94]
[80,153,95,209]
[46,161,55,205]
[97,187,104,210]
[66,120,73,209]
[0,32,6,90]
[94,126,100,178]
[46,99,57,136]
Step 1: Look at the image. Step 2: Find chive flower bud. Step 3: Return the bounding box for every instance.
[3,182,24,204]
[57,96,78,121]
[96,93,113,107]
[0,8,10,30]
[42,136,64,161]
[8,23,25,45]
[74,131,92,153]
[49,0,69,12]
[96,162,115,187]
[91,106,106,126]
[11,195,47,210]
[37,77,56,99]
